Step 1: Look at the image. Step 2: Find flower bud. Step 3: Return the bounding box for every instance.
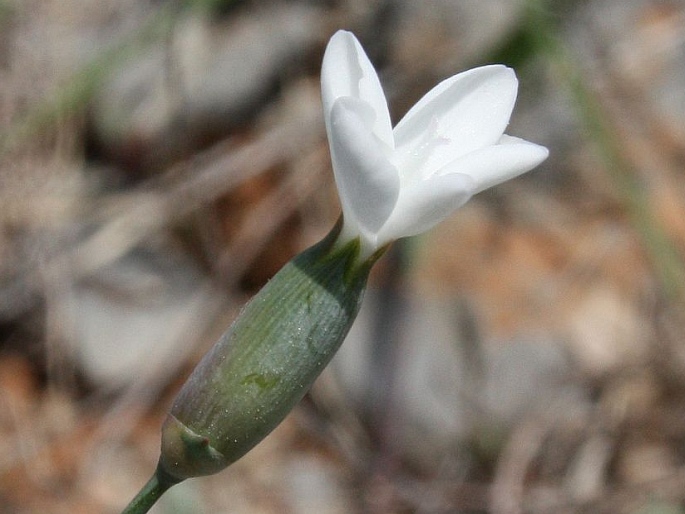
[157,223,379,482]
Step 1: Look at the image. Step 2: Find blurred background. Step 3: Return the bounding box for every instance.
[1,0,685,512]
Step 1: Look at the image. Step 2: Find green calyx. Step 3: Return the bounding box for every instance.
[157,221,383,481]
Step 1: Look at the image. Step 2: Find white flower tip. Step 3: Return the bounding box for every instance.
[500,134,550,163]
[330,29,354,42]
[331,97,377,131]
[525,142,550,169]
[535,143,550,163]
[323,31,357,68]
[484,63,517,81]
[456,137,550,195]
[321,30,394,147]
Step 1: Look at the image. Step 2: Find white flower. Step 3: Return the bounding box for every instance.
[321,30,549,258]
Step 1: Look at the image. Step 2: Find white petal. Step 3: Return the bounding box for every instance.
[321,30,394,147]
[376,173,475,244]
[329,97,400,235]
[498,134,533,145]
[393,66,518,174]
[438,137,549,194]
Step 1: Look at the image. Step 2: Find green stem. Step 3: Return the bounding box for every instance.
[120,470,175,514]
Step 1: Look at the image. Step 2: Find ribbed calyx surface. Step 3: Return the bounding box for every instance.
[158,224,377,481]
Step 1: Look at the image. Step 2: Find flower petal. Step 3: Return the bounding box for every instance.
[329,97,400,235]
[438,136,549,194]
[321,30,393,147]
[393,66,518,174]
[376,173,475,244]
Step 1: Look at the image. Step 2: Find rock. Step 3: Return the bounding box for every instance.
[65,244,225,387]
[333,290,572,463]
[90,4,324,172]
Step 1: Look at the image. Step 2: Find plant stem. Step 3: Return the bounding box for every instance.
[120,471,175,514]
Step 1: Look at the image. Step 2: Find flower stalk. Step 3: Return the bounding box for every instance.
[119,472,174,514]
[120,29,548,513]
